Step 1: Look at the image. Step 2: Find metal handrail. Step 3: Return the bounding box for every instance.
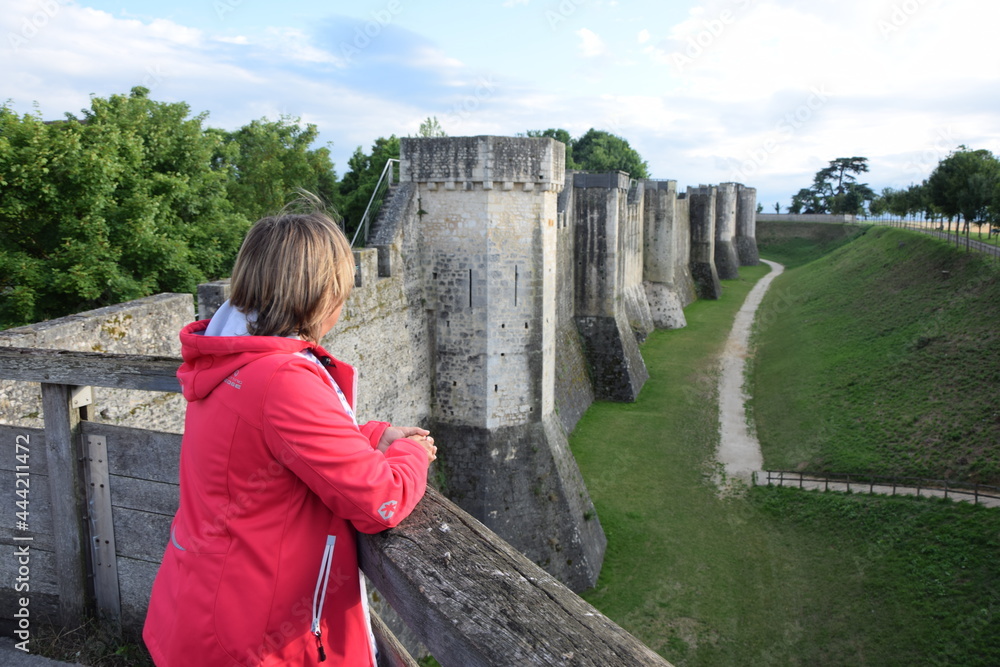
[350,158,399,248]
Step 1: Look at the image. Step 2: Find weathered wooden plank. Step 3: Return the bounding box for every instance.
[359,488,672,667]
[0,348,181,393]
[112,507,172,563]
[0,469,54,552]
[39,383,87,627]
[82,422,181,484]
[109,475,179,516]
[115,555,160,632]
[0,426,48,475]
[0,547,60,625]
[372,610,419,667]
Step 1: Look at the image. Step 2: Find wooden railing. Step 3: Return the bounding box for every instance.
[758,470,1000,508]
[0,347,670,666]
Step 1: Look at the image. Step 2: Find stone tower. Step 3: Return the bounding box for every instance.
[400,136,606,592]
[735,184,761,265]
[688,185,723,299]
[572,172,650,402]
[714,182,741,280]
[643,179,696,329]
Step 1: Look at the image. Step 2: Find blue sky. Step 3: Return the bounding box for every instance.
[4,0,999,209]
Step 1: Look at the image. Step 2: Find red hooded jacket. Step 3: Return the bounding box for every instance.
[143,320,428,666]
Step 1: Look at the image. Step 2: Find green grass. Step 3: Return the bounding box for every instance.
[750,226,1000,483]
[570,255,1000,665]
[756,222,867,268]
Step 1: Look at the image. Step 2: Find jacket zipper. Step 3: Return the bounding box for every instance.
[311,535,337,663]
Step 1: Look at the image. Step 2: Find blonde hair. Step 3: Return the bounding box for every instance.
[229,193,354,343]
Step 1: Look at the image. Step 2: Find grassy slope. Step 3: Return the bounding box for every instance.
[572,254,1000,665]
[751,226,1000,483]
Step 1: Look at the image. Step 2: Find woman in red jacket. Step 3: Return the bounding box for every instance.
[143,197,436,666]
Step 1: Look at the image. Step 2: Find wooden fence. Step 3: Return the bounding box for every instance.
[0,346,670,666]
[757,470,1000,508]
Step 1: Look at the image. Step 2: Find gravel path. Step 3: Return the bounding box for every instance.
[714,259,783,491]
[713,258,1000,509]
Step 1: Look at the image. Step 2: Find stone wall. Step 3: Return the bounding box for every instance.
[0,293,193,433]
[552,171,595,434]
[757,213,858,223]
[0,134,761,596]
[572,172,649,402]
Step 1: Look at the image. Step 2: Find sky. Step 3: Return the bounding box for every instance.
[3,0,999,210]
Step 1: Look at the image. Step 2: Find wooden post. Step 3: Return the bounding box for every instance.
[371,610,419,667]
[40,383,89,626]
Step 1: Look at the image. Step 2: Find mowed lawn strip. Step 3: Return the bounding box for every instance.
[571,247,1000,666]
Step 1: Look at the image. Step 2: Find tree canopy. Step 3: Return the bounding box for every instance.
[525,127,649,178]
[219,116,339,222]
[0,88,247,326]
[0,88,340,329]
[925,146,1000,228]
[789,157,875,215]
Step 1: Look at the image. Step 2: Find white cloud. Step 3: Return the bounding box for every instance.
[575,28,608,58]
[637,28,650,44]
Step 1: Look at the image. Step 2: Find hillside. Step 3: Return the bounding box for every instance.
[750,225,1000,484]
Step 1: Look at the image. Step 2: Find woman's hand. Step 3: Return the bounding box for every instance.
[378,426,437,463]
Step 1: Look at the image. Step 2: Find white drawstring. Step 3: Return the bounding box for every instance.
[311,535,337,662]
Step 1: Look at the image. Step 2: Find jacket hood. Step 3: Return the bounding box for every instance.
[177,320,316,401]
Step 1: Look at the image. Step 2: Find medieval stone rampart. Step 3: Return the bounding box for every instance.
[1,134,760,593]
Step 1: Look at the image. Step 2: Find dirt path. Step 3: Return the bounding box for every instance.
[714,259,783,491]
[713,259,1000,509]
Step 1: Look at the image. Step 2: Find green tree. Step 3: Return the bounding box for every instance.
[571,128,649,178]
[220,116,339,222]
[338,135,400,242]
[416,116,446,137]
[789,188,820,214]
[526,128,578,169]
[927,146,1000,237]
[790,157,873,215]
[0,87,247,328]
